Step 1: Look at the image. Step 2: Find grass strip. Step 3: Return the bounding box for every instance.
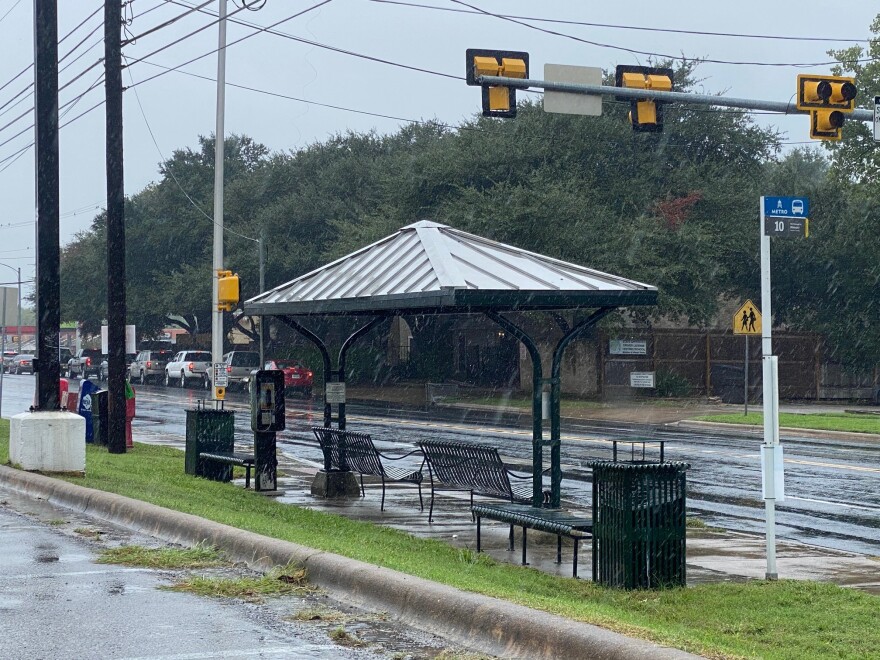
[163,565,310,601]
[2,426,879,659]
[695,412,880,434]
[97,543,226,569]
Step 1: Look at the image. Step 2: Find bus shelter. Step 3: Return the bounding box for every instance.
[243,220,657,507]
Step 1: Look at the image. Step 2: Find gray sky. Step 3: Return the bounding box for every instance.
[0,0,876,300]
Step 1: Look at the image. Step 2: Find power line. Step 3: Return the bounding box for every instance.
[369,0,872,44]
[0,0,22,26]
[123,55,258,244]
[139,0,460,85]
[447,0,879,68]
[121,0,213,45]
[122,1,256,67]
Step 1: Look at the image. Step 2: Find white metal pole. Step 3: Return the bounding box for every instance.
[760,196,778,580]
[0,287,7,419]
[211,0,227,406]
[258,231,265,367]
[16,268,21,356]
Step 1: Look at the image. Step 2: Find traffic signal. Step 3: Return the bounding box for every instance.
[796,74,857,141]
[466,49,529,118]
[615,65,673,132]
[217,270,239,312]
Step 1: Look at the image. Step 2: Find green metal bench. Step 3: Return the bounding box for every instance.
[418,440,550,522]
[312,427,424,511]
[472,502,593,578]
[198,452,255,489]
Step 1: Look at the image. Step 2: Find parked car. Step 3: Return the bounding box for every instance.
[2,350,17,372]
[58,347,73,365]
[205,350,261,389]
[165,350,212,388]
[130,349,176,384]
[262,359,313,397]
[98,355,135,382]
[67,348,103,379]
[12,353,34,375]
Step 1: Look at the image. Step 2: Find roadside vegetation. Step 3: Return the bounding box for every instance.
[3,427,878,660]
[695,412,880,435]
[163,565,310,602]
[97,544,226,569]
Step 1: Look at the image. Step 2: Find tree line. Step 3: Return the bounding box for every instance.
[59,47,880,372]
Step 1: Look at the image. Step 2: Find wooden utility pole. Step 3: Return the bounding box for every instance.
[105,0,126,453]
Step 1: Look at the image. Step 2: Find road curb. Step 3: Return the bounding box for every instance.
[0,465,700,660]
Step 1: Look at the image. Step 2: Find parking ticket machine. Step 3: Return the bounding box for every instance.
[250,370,285,491]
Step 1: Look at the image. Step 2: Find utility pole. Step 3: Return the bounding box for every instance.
[34,0,60,411]
[211,0,228,406]
[105,0,126,453]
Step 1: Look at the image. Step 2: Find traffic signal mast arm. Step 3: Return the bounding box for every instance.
[475,74,874,122]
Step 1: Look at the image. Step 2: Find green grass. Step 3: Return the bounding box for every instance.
[163,565,310,601]
[695,412,880,434]
[2,429,880,659]
[97,544,226,569]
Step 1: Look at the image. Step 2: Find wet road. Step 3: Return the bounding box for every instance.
[4,375,880,556]
[0,487,458,659]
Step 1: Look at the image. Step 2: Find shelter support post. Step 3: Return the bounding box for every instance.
[487,312,544,508]
[278,316,332,429]
[549,308,613,507]
[337,316,389,430]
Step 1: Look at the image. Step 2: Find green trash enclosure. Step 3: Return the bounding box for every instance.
[589,461,690,589]
[185,408,235,481]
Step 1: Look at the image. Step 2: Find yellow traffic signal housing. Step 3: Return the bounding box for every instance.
[811,108,846,140]
[466,49,529,118]
[796,74,857,111]
[796,74,857,141]
[217,270,239,312]
[615,65,674,132]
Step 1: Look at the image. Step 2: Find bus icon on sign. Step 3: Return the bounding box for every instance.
[792,199,805,215]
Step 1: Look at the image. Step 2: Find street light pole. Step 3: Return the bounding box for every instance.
[211,0,227,406]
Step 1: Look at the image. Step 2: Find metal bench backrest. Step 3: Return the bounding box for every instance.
[312,427,385,477]
[419,440,515,500]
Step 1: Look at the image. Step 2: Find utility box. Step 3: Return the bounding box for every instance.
[185,406,234,481]
[589,461,689,589]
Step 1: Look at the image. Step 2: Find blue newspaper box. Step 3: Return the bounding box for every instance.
[78,379,99,443]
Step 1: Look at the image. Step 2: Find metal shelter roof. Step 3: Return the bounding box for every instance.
[244,220,657,316]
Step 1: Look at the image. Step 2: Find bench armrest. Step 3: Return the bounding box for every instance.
[375,448,422,461]
[507,469,532,480]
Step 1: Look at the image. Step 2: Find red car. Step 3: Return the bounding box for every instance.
[264,359,313,397]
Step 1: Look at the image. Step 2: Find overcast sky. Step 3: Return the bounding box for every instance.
[0,0,875,301]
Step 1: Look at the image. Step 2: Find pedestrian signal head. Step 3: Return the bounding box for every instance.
[217,270,239,312]
[615,65,674,132]
[466,49,529,118]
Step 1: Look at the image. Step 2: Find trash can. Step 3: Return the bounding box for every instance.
[59,378,78,412]
[588,461,690,589]
[125,382,136,449]
[78,379,99,442]
[91,389,109,447]
[185,405,234,480]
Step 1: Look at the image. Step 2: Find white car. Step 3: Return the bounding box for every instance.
[165,350,212,388]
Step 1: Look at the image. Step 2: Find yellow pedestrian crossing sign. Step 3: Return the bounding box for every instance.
[733,300,761,335]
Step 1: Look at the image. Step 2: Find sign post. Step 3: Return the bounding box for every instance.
[874,96,880,142]
[759,196,807,580]
[733,300,762,415]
